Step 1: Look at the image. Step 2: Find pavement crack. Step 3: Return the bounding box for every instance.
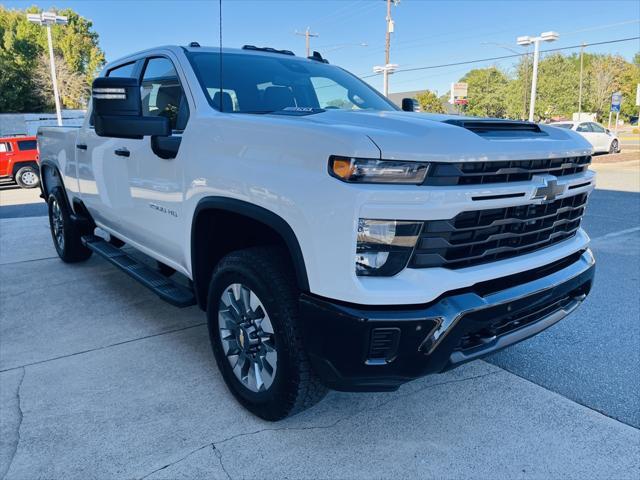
[0,323,206,374]
[211,445,232,480]
[137,370,499,479]
[1,367,26,480]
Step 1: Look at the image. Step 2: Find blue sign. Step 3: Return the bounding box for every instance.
[611,92,622,112]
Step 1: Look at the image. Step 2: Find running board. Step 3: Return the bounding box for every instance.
[81,235,196,308]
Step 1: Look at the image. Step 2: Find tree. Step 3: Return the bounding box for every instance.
[459,66,509,118]
[34,53,90,109]
[0,5,104,112]
[584,55,628,120]
[415,90,445,113]
[534,53,579,120]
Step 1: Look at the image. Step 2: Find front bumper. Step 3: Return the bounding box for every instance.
[299,249,595,392]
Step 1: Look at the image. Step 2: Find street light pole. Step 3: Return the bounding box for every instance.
[27,11,68,127]
[578,43,585,118]
[528,38,541,123]
[517,31,559,122]
[45,24,63,126]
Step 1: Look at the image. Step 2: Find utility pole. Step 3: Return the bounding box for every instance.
[578,43,586,118]
[27,11,68,126]
[375,0,399,97]
[295,27,319,57]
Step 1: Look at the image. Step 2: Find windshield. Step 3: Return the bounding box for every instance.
[187,52,397,114]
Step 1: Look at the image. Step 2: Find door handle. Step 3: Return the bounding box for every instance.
[76,144,87,150]
[114,148,130,157]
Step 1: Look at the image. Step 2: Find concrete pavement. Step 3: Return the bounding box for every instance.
[1,170,639,478]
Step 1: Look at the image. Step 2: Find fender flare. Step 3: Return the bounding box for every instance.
[191,197,310,306]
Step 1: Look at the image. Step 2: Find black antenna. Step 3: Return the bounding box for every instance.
[219,0,223,112]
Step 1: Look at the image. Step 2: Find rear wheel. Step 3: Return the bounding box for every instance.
[47,187,92,263]
[609,139,619,154]
[207,246,327,420]
[15,165,40,189]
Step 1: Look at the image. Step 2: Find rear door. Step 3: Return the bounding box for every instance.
[588,122,610,151]
[575,122,598,152]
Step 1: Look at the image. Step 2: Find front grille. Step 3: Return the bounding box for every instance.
[410,193,588,269]
[423,156,591,186]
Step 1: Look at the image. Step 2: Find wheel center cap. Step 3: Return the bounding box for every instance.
[237,324,260,352]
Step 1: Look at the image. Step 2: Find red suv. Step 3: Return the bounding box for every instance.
[0,135,40,189]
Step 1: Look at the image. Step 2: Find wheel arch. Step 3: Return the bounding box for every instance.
[191,197,310,310]
[12,160,39,178]
[39,160,64,199]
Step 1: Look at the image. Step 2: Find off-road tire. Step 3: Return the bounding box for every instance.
[207,246,327,421]
[47,187,93,263]
[15,165,40,189]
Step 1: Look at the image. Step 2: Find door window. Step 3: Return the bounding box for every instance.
[589,123,606,133]
[0,142,12,153]
[141,57,190,131]
[576,123,592,133]
[106,61,137,78]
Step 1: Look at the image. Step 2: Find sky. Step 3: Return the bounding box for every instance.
[3,0,640,95]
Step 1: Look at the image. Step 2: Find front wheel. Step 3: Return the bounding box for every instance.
[609,139,619,154]
[207,246,327,421]
[15,165,40,189]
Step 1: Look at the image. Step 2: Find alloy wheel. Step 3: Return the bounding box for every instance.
[51,198,65,251]
[218,283,277,392]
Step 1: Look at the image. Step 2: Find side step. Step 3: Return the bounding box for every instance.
[81,235,196,308]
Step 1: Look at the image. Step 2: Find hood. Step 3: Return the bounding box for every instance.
[297,110,592,162]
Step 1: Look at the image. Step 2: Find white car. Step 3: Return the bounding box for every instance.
[37,44,596,420]
[551,121,619,154]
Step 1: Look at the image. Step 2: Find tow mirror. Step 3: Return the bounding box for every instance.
[402,98,420,112]
[92,77,170,139]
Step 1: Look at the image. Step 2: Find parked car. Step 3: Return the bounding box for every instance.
[37,44,596,420]
[550,121,619,154]
[0,135,40,188]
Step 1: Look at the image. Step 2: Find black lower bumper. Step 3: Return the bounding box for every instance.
[299,249,595,392]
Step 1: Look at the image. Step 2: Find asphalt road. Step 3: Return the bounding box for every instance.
[1,168,639,478]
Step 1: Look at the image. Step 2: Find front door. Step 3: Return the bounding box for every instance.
[125,55,191,265]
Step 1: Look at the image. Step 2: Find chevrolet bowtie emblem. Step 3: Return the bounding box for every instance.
[533,177,565,202]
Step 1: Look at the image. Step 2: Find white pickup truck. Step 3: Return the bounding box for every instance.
[38,44,596,420]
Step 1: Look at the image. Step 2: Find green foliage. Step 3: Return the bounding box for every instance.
[534,53,580,120]
[415,89,444,113]
[422,50,639,122]
[460,66,509,118]
[0,5,104,112]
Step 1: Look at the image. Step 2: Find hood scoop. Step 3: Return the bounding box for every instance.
[443,119,547,138]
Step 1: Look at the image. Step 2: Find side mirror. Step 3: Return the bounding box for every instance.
[402,98,420,112]
[605,128,611,134]
[92,77,170,139]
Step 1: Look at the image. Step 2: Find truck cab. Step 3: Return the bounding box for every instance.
[37,44,596,420]
[0,135,40,188]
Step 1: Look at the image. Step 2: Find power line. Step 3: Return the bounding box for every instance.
[361,36,640,79]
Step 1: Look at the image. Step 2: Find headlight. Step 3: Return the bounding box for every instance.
[356,219,422,276]
[330,156,429,184]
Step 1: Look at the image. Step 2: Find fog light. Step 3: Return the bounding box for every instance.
[356,219,422,276]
